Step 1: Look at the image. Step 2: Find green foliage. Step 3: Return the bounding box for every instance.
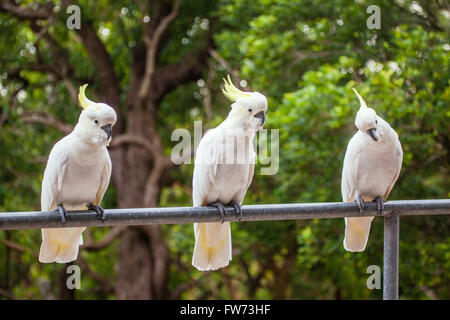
[210,0,449,299]
[0,0,448,299]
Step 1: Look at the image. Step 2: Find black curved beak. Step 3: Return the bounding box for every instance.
[254,111,265,125]
[367,128,378,141]
[102,124,112,139]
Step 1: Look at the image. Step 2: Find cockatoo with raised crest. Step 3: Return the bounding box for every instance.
[39,84,117,263]
[192,75,267,271]
[341,88,403,252]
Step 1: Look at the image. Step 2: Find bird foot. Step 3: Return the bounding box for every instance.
[88,204,105,223]
[355,196,365,214]
[55,204,67,225]
[373,197,384,216]
[228,201,242,222]
[209,202,226,224]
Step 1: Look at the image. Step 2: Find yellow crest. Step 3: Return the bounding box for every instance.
[222,74,250,102]
[352,88,368,109]
[78,84,95,110]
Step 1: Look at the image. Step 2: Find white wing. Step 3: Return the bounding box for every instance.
[341,134,362,202]
[192,129,232,271]
[41,136,71,211]
[233,154,255,205]
[192,129,223,206]
[94,151,112,205]
[383,137,403,200]
[342,133,375,252]
[39,134,91,263]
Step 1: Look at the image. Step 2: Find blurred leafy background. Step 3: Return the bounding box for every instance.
[0,0,448,299]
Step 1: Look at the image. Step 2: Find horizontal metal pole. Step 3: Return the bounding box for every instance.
[0,199,448,230]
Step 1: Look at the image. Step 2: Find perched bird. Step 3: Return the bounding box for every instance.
[39,84,117,263]
[341,88,403,252]
[192,75,267,271]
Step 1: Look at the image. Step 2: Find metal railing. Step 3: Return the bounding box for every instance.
[0,199,449,299]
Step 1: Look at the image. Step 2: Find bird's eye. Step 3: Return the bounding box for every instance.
[248,108,252,112]
[94,119,99,124]
[375,120,378,124]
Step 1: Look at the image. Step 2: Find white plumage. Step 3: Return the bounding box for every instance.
[192,76,267,271]
[39,85,116,263]
[341,89,402,252]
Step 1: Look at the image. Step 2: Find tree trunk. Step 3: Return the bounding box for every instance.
[0,0,209,300]
[113,93,170,299]
[58,263,75,300]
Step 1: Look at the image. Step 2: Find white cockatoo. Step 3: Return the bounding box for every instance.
[192,75,268,271]
[341,88,403,252]
[39,84,117,263]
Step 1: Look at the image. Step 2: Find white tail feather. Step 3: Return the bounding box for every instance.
[39,228,84,263]
[343,217,374,252]
[192,222,232,271]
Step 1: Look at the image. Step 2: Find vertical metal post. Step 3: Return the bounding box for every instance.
[383,210,399,300]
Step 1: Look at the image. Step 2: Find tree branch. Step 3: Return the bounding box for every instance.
[203,60,215,122]
[2,239,39,260]
[82,226,126,251]
[154,45,211,103]
[72,20,122,123]
[209,48,240,81]
[20,110,73,135]
[393,1,444,32]
[170,277,203,299]
[76,255,115,295]
[2,239,26,254]
[0,287,16,300]
[1,2,88,105]
[420,285,439,300]
[109,134,155,153]
[138,0,182,101]
[0,0,50,20]
[292,49,346,61]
